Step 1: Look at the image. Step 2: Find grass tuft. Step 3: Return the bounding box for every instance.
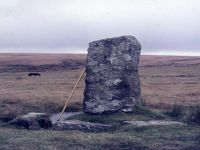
[167,103,185,119]
[167,104,200,124]
[188,105,200,124]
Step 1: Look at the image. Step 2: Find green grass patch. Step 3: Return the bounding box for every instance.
[67,106,166,127]
[1,105,199,150]
[0,124,199,150]
[167,104,200,124]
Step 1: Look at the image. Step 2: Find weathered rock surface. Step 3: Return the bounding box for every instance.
[8,112,52,129]
[83,35,142,114]
[54,120,113,132]
[50,112,82,124]
[123,120,186,127]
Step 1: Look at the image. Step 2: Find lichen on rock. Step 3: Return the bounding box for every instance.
[83,35,142,114]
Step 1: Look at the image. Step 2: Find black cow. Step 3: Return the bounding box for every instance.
[28,73,41,76]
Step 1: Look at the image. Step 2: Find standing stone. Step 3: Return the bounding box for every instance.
[83,35,142,114]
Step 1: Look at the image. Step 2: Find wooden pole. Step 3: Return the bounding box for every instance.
[56,68,86,122]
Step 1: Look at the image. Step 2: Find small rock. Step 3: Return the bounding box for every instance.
[8,112,52,129]
[54,120,113,132]
[122,107,134,113]
[123,120,186,127]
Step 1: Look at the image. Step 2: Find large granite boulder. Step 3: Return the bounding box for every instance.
[83,35,142,114]
[8,112,52,129]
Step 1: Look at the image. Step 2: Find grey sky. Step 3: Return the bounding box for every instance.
[0,0,199,55]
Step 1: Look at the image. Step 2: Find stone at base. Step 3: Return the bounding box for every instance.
[123,120,186,127]
[8,112,52,129]
[53,120,113,132]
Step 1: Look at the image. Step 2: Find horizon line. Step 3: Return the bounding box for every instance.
[0,52,200,57]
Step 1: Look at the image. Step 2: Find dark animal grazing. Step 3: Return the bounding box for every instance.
[28,73,41,76]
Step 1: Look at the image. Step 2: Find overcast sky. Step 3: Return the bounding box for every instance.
[0,0,199,55]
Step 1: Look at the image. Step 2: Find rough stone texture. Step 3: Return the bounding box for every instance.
[53,120,113,132]
[50,112,82,124]
[83,35,142,114]
[123,120,186,127]
[8,112,52,129]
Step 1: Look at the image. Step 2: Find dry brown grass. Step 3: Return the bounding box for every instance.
[0,53,200,119]
[140,55,200,108]
[0,54,200,150]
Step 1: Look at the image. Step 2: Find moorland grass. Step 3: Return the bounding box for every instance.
[0,121,199,150]
[167,104,200,124]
